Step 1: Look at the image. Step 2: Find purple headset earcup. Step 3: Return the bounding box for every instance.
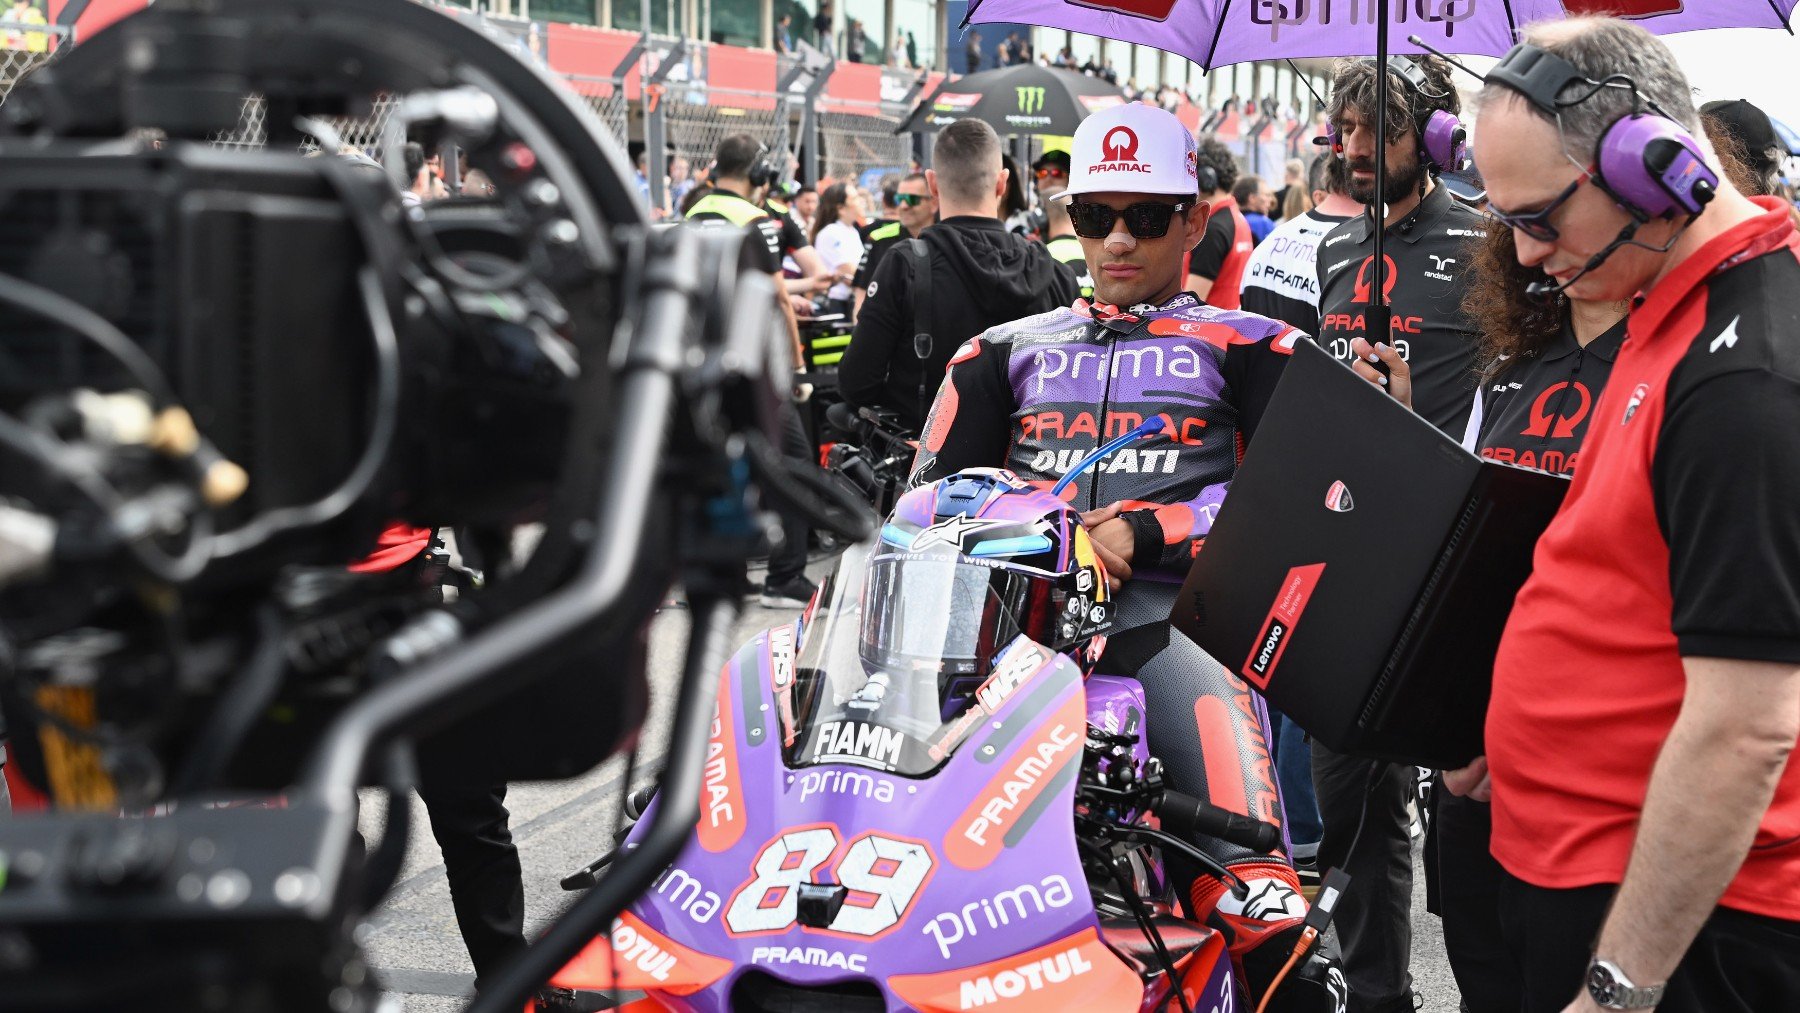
[1421,110,1468,172]
[1596,114,1719,219]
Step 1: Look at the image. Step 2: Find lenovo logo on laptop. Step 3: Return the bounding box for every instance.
[1244,563,1326,689]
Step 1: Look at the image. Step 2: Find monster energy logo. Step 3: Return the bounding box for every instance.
[1016,87,1046,115]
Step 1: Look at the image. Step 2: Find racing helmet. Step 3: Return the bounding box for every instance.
[859,468,1113,691]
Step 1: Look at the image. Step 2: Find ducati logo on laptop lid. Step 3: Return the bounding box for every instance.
[1324,481,1355,512]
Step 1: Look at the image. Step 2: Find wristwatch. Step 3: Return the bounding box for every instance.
[1586,958,1664,1009]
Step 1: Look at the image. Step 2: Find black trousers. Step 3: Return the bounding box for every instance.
[1428,783,1519,1013]
[1495,868,1800,1012]
[768,399,813,586]
[1312,742,1415,1013]
[416,779,527,990]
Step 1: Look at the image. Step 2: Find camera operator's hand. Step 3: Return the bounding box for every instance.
[789,294,815,317]
[1443,754,1491,802]
[1078,502,1133,591]
[1349,337,1412,412]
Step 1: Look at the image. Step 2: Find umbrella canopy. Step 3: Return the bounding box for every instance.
[1772,116,1800,157]
[896,64,1127,136]
[966,0,1798,71]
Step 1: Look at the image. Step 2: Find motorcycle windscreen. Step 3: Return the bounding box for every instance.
[783,541,1055,778]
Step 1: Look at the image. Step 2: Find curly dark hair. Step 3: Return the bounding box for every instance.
[1194,135,1239,196]
[1461,226,1565,378]
[1327,55,1459,146]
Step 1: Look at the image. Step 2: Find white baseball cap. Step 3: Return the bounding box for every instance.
[1057,102,1200,202]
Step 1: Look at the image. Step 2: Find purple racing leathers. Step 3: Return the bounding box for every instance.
[909,292,1312,946]
[911,293,1300,579]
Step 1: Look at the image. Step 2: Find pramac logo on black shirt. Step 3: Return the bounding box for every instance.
[1092,126,1151,175]
[1522,381,1593,439]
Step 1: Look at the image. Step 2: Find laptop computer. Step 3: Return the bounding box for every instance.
[1171,340,1569,769]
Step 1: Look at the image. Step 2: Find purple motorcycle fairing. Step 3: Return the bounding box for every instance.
[616,619,1118,1011]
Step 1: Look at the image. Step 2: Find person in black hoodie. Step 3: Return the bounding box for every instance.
[842,117,1077,430]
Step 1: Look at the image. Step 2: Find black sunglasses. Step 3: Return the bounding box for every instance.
[894,193,929,207]
[1067,199,1191,240]
[1488,167,1592,242]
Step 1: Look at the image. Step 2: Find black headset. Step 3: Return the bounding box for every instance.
[747,141,785,189]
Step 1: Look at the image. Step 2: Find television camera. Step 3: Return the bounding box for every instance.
[0,1,871,1009]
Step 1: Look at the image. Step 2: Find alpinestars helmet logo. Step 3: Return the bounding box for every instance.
[910,514,1004,552]
[1325,480,1355,512]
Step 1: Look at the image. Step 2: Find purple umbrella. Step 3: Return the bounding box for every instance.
[966,1,1796,70]
[966,0,1798,328]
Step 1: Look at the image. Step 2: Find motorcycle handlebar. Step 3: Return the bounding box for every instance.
[1157,789,1282,855]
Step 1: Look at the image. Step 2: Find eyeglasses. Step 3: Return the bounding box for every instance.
[1067,200,1191,240]
[894,193,929,207]
[1034,166,1067,181]
[1488,168,1593,242]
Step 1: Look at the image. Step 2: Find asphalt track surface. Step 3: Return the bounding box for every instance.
[366,566,1459,1011]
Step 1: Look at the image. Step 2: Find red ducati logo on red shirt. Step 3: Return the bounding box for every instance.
[1522,381,1593,438]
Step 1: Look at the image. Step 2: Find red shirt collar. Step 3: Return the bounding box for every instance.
[1632,196,1799,343]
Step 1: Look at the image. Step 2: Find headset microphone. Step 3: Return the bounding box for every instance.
[1523,219,1646,299]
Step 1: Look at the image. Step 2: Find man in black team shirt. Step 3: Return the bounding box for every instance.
[1310,53,1486,1013]
[1315,55,1485,438]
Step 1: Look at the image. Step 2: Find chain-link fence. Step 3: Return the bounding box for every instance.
[820,104,912,186]
[662,90,788,178]
[207,94,403,154]
[0,21,72,106]
[565,74,632,150]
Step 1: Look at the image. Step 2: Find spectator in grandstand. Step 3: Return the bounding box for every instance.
[5,0,47,54]
[888,29,906,68]
[965,32,981,74]
[813,0,834,56]
[1233,174,1277,244]
[775,12,795,55]
[844,18,867,63]
[811,182,868,315]
[843,118,1076,430]
[905,31,918,70]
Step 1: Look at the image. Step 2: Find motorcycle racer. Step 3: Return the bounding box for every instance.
[910,103,1340,1004]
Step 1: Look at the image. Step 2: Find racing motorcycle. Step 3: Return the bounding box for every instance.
[546,465,1346,1012]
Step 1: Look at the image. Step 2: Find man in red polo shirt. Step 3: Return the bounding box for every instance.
[1452,18,1800,1012]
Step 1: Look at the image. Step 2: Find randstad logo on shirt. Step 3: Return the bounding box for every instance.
[1092,126,1151,174]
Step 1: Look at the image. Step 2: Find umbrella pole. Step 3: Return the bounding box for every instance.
[1369,0,1391,343]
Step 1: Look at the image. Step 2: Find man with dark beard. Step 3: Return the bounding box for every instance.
[1309,54,1486,1013]
[1315,55,1485,438]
